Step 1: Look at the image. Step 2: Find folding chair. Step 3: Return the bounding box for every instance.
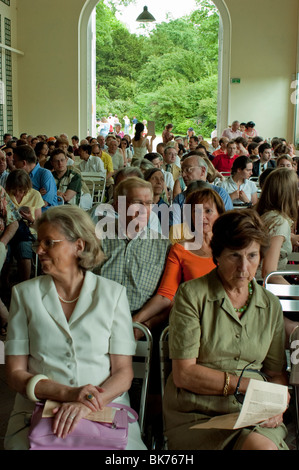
[131,322,153,441]
[159,326,171,398]
[263,269,299,317]
[263,270,299,448]
[81,172,106,204]
[159,326,171,449]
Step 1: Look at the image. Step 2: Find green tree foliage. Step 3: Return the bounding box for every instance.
[96,0,219,136]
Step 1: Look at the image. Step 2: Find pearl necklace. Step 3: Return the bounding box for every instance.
[58,294,80,304]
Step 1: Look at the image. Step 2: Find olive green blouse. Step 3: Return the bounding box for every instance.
[170,268,285,371]
[164,268,287,449]
[168,268,286,413]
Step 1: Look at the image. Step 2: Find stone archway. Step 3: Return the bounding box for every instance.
[78,0,231,137]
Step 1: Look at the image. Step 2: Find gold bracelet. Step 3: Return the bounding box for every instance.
[223,372,230,397]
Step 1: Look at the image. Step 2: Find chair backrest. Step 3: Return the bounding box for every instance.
[80,171,106,179]
[93,177,106,203]
[264,270,299,450]
[159,326,171,450]
[159,326,171,398]
[288,252,299,263]
[249,176,259,183]
[131,322,153,438]
[0,339,4,364]
[263,270,299,317]
[81,173,106,204]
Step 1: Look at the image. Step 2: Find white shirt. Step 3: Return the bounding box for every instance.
[79,155,105,174]
[220,176,257,204]
[221,128,243,140]
[4,272,146,451]
[161,168,174,191]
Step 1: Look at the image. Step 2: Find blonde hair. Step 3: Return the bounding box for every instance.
[36,206,105,270]
[256,168,298,226]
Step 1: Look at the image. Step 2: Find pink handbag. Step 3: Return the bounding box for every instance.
[28,402,138,450]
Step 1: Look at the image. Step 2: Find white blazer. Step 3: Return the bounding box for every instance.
[5,271,136,387]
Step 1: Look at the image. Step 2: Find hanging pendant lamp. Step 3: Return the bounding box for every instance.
[136,6,156,22]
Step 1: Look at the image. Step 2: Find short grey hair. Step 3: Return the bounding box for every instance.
[36,205,105,271]
[114,166,144,186]
[132,158,155,172]
[184,154,208,174]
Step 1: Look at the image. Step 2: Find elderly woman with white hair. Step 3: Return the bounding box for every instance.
[4,205,146,450]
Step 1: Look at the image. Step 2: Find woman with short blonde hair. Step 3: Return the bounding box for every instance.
[5,204,146,450]
[35,205,105,271]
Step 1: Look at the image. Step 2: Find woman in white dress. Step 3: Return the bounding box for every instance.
[131,122,155,161]
[4,205,146,450]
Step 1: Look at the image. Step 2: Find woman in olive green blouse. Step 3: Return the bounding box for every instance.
[164,209,289,450]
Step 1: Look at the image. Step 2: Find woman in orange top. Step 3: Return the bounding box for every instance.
[132,188,225,335]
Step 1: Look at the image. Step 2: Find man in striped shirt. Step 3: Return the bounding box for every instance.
[94,177,170,315]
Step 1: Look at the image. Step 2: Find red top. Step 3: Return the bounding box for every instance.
[212,148,227,157]
[212,153,238,172]
[157,243,216,300]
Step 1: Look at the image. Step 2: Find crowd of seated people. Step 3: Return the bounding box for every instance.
[1,120,299,451]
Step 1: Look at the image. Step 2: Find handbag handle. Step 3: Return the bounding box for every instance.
[107,403,138,423]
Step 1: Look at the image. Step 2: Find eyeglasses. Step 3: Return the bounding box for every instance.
[181,166,200,175]
[32,239,65,253]
[127,200,153,207]
[234,360,256,404]
[6,152,13,156]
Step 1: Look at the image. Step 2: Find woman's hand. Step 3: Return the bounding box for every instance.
[291,233,299,248]
[52,401,91,439]
[230,189,240,200]
[67,384,106,412]
[133,325,146,340]
[260,413,284,429]
[19,210,34,224]
[238,190,250,203]
[39,187,47,196]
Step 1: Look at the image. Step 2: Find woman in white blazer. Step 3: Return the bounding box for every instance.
[4,205,146,450]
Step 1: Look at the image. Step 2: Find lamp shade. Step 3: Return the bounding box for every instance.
[136,6,156,22]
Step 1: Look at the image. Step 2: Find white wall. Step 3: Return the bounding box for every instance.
[225,0,299,141]
[15,0,86,139]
